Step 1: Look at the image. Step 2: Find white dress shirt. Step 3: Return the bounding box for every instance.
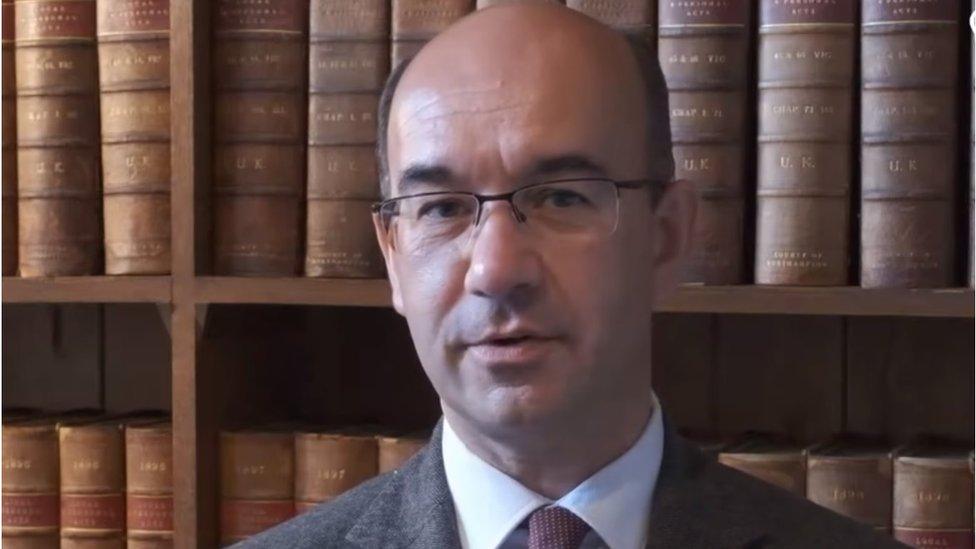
[441,393,665,549]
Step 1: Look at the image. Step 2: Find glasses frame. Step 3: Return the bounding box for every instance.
[371,177,658,235]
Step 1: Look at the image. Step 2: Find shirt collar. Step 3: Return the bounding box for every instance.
[442,392,665,549]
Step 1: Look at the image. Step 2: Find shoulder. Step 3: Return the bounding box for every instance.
[700,459,904,548]
[232,471,397,549]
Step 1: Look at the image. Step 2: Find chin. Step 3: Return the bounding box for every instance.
[476,383,569,429]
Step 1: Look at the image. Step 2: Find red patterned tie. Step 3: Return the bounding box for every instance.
[527,505,592,549]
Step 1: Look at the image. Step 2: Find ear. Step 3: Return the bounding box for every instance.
[650,179,697,308]
[373,212,406,315]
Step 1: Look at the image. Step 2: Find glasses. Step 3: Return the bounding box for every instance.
[372,177,656,256]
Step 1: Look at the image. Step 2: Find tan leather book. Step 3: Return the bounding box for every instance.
[2,416,60,549]
[658,0,750,284]
[96,0,171,275]
[59,418,126,549]
[14,0,101,277]
[377,433,428,474]
[893,441,974,548]
[125,420,172,549]
[566,0,654,39]
[390,0,472,67]
[306,0,388,278]
[861,0,960,288]
[294,429,379,512]
[2,0,16,275]
[718,433,807,497]
[754,0,855,286]
[806,436,893,533]
[212,0,308,276]
[219,429,295,546]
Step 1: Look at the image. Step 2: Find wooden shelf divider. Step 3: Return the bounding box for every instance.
[1,276,171,303]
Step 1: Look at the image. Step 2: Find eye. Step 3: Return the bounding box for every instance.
[416,197,473,220]
[542,189,589,208]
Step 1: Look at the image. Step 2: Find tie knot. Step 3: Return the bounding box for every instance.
[527,505,592,549]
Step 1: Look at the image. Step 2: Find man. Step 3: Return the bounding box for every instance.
[242,3,904,548]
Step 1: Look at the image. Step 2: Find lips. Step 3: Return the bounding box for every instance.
[463,334,559,365]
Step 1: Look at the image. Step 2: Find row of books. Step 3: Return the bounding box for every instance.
[2,411,173,549]
[3,0,975,287]
[0,411,429,548]
[700,432,975,549]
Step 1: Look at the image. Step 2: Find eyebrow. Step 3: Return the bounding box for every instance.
[394,153,609,194]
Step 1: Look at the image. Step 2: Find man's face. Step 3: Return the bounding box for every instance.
[376,16,672,434]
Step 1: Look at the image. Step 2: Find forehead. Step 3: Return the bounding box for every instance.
[387,39,648,190]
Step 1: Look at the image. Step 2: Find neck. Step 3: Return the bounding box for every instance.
[443,391,654,499]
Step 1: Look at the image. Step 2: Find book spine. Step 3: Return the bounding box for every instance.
[294,433,378,512]
[2,0,16,275]
[2,423,60,547]
[377,435,427,474]
[305,0,388,278]
[59,423,125,548]
[125,423,172,549]
[658,0,750,284]
[718,453,807,497]
[970,1,974,288]
[15,0,101,277]
[476,0,563,8]
[861,0,960,288]
[219,431,295,545]
[391,0,472,67]
[806,454,893,532]
[894,455,975,548]
[566,0,654,39]
[212,0,308,276]
[755,0,855,285]
[96,0,171,275]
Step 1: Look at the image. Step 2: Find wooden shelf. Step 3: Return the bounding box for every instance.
[184,278,975,318]
[192,277,392,307]
[2,276,172,304]
[658,285,975,318]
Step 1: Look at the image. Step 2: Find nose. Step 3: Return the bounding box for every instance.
[463,201,543,304]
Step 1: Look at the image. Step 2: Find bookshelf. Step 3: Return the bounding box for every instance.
[1,1,974,548]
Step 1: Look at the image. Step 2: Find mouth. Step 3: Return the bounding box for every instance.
[464,335,558,365]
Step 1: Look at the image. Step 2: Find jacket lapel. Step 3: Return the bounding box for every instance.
[345,419,462,549]
[646,417,766,549]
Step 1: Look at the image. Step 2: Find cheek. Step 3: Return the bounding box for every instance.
[397,253,466,360]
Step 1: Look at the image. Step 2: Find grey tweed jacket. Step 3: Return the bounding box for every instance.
[238,417,906,548]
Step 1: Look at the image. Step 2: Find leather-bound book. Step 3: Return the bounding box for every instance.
[219,430,295,546]
[2,0,16,275]
[125,421,172,549]
[658,0,750,284]
[294,429,379,512]
[806,436,893,533]
[390,0,472,68]
[755,0,855,286]
[566,0,653,40]
[96,0,171,275]
[15,0,100,277]
[212,0,308,276]
[861,0,960,288]
[477,0,562,8]
[2,416,60,549]
[305,0,388,278]
[718,433,807,497]
[59,418,125,549]
[377,433,428,474]
[970,3,974,288]
[893,441,974,549]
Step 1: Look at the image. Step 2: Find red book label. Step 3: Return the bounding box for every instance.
[659,0,750,26]
[863,0,958,24]
[214,0,305,33]
[760,0,855,26]
[61,493,125,530]
[894,528,975,549]
[98,0,169,34]
[126,494,173,532]
[15,0,96,41]
[221,499,295,538]
[2,493,59,528]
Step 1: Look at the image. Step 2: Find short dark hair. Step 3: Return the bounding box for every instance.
[375,32,675,204]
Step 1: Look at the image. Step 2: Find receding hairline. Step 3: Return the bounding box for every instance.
[375,22,674,202]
